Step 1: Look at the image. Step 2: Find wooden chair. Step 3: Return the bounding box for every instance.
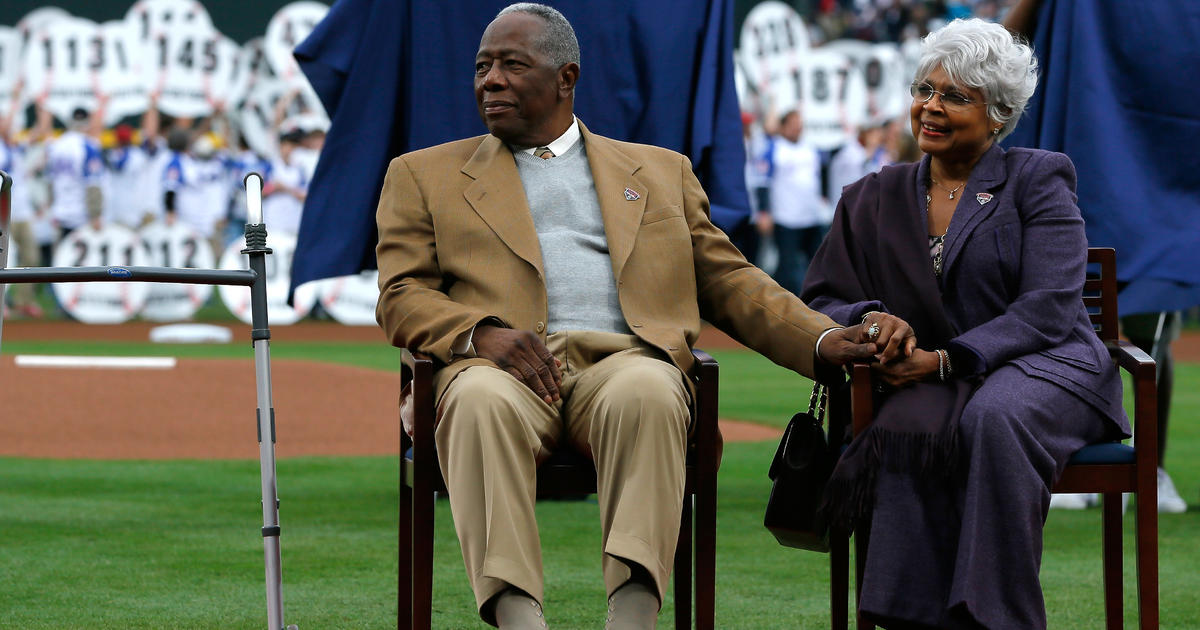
[399,348,719,629]
[829,247,1159,629]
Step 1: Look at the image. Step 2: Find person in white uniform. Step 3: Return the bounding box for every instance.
[260,127,309,237]
[46,107,105,238]
[761,110,830,294]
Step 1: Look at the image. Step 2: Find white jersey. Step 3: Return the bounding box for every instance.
[261,155,310,236]
[161,152,231,238]
[47,130,106,230]
[103,144,155,228]
[765,136,829,229]
[743,126,771,214]
[0,141,35,223]
[291,147,320,181]
[828,140,869,210]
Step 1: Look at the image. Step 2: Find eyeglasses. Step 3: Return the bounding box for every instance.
[910,82,987,110]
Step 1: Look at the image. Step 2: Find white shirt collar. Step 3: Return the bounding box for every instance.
[518,116,580,158]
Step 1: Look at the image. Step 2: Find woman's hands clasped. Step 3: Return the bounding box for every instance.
[858,311,917,362]
[858,312,939,387]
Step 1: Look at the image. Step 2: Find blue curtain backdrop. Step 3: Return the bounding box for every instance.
[291,0,748,297]
[1004,0,1200,316]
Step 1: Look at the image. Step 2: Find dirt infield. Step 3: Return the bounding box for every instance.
[0,321,779,459]
[0,319,750,348]
[8,320,1196,460]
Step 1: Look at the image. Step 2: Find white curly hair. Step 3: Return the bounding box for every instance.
[915,18,1039,141]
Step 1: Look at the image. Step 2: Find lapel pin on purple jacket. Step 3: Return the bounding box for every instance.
[624,187,640,201]
[976,192,993,205]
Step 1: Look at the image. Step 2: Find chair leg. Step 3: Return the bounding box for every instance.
[1101,492,1123,630]
[696,475,717,629]
[1134,487,1160,629]
[674,495,693,630]
[854,524,875,630]
[413,479,435,629]
[399,473,414,630]
[830,531,849,630]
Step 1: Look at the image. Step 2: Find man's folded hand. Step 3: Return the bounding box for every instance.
[817,325,879,365]
[473,325,563,404]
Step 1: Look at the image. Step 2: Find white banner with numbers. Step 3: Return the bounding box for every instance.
[5,1,328,150]
[735,1,926,148]
[312,270,381,326]
[0,27,20,121]
[798,50,867,150]
[21,17,105,125]
[138,219,215,321]
[51,224,152,324]
[738,1,809,114]
[217,232,316,326]
[100,19,149,124]
[822,39,909,128]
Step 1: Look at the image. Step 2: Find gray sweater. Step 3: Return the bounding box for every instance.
[513,141,630,335]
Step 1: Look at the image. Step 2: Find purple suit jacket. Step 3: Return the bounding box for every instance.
[801,144,1129,435]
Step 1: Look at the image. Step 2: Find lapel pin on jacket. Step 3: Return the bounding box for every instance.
[976,192,993,206]
[624,187,640,201]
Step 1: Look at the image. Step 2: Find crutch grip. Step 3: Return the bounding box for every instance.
[244,172,264,225]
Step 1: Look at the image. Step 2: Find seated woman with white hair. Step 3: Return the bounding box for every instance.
[800,18,1129,629]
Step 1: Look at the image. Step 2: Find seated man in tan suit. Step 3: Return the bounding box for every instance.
[376,4,897,628]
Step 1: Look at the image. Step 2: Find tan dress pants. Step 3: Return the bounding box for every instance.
[435,330,690,616]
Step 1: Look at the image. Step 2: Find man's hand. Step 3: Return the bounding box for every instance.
[472,325,563,404]
[817,326,878,365]
[871,348,940,388]
[858,312,917,364]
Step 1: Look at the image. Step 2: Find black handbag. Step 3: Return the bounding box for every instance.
[764,382,833,552]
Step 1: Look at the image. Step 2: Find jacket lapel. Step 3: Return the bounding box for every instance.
[578,121,646,282]
[461,135,544,277]
[939,144,1008,277]
[883,165,956,341]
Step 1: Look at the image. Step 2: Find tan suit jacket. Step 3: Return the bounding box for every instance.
[375,121,839,399]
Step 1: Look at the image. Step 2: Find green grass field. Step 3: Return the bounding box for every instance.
[1,339,1197,628]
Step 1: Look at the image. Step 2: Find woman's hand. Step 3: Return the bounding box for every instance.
[859,311,917,364]
[871,348,940,388]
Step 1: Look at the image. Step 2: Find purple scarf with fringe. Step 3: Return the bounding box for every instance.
[801,161,978,534]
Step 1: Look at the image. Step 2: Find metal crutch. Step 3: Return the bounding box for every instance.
[0,171,11,354]
[242,173,299,630]
[0,170,297,629]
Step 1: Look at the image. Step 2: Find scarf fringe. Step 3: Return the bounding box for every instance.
[820,422,961,535]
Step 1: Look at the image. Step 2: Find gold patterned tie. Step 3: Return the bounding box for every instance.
[534,146,554,159]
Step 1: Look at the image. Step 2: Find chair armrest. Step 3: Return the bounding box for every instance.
[1106,339,1158,472]
[689,349,721,470]
[689,349,719,422]
[400,348,433,373]
[400,348,434,386]
[1107,339,1155,381]
[690,348,718,375]
[400,349,436,446]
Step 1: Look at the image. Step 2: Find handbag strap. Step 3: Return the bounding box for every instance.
[807,381,828,425]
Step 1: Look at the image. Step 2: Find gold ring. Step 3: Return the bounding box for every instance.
[867,322,881,340]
